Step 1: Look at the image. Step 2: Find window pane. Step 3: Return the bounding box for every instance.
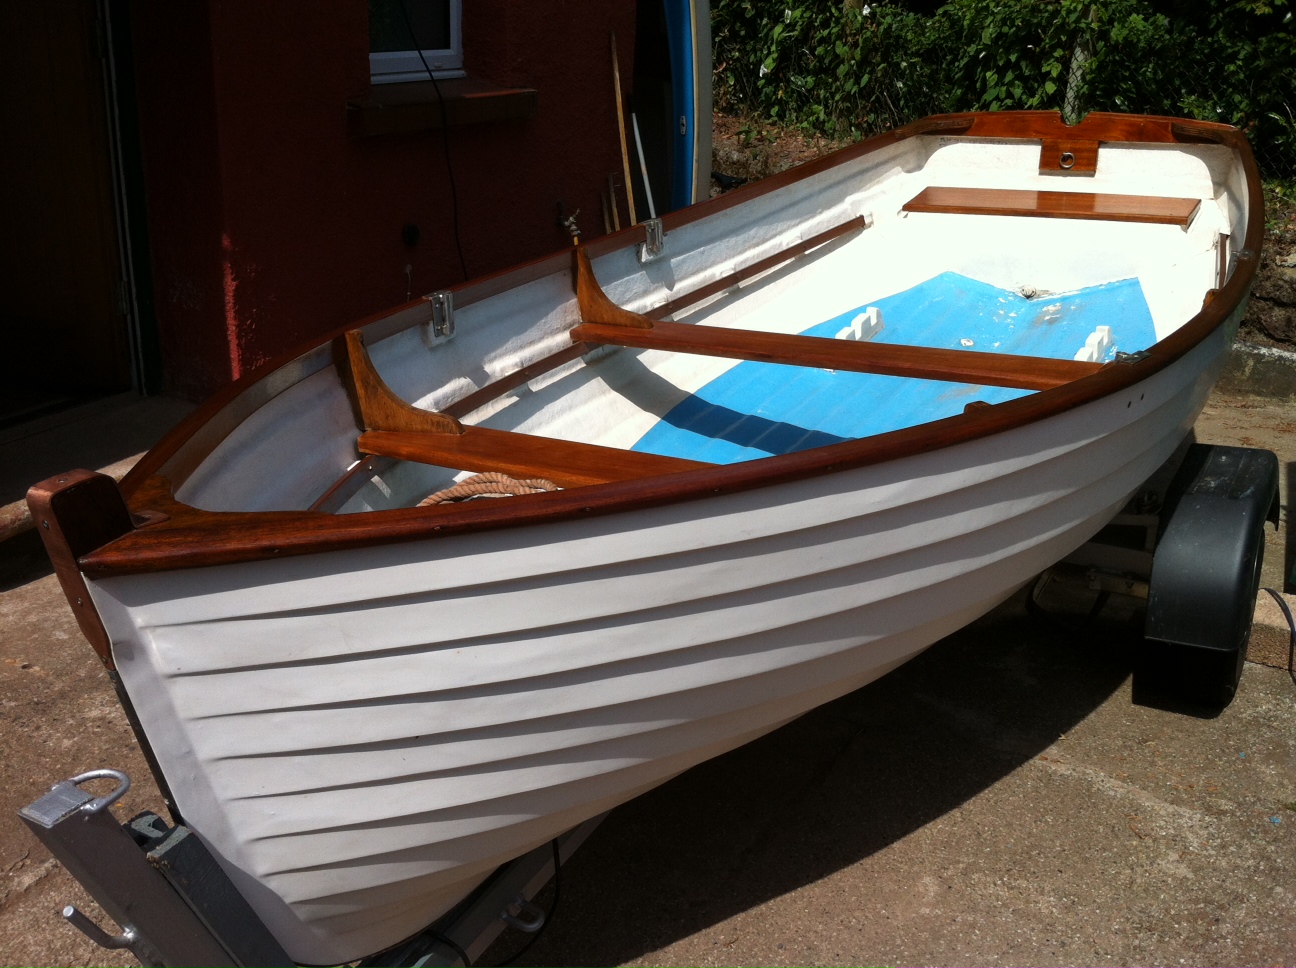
[370,0,450,53]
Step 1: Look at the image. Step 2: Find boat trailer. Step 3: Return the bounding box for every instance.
[18,439,1280,966]
[19,767,602,967]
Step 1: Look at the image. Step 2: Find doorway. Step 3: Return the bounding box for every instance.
[0,1,142,428]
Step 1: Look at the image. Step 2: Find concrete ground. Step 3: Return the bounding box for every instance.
[1,350,1295,967]
[0,393,195,542]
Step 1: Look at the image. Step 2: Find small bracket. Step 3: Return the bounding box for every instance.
[425,291,455,343]
[1114,350,1150,365]
[500,895,546,933]
[637,218,665,263]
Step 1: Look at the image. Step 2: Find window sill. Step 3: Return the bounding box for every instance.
[348,76,537,137]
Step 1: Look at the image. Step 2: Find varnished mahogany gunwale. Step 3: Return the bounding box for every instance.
[83,112,1259,577]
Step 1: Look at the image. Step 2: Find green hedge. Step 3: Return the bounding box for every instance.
[713,0,1296,177]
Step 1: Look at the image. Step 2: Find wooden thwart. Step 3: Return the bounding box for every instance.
[342,326,709,488]
[903,186,1200,226]
[572,318,1101,392]
[358,428,707,488]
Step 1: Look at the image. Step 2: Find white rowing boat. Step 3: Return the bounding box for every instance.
[30,111,1261,964]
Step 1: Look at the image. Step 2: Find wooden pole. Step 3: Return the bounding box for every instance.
[607,173,621,231]
[610,31,638,225]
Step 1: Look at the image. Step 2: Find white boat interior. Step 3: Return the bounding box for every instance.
[171,133,1243,517]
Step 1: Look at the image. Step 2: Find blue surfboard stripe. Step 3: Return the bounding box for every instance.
[663,0,695,211]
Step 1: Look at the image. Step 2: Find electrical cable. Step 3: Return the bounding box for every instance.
[1261,587,1296,688]
[491,839,562,967]
[427,929,472,967]
[398,0,470,281]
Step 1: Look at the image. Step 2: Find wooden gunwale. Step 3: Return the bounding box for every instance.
[85,112,1260,578]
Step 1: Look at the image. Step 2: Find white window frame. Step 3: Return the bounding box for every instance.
[370,0,465,84]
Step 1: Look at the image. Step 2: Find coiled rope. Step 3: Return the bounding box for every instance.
[418,472,559,506]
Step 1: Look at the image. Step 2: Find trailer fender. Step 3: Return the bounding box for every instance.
[1141,444,1280,706]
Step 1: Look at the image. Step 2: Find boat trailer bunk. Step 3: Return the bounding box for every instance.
[20,439,1278,967]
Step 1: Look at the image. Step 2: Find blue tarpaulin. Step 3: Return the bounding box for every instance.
[631,272,1157,463]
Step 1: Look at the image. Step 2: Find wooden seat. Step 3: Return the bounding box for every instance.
[903,186,1200,227]
[572,318,1101,392]
[340,328,709,490]
[571,247,1099,393]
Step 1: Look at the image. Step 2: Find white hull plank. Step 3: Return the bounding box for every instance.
[92,333,1223,963]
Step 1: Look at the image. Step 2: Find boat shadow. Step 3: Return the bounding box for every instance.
[497,587,1143,967]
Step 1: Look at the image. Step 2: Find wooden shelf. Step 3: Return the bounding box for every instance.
[904,186,1200,226]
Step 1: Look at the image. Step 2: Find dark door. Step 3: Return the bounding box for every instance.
[1,0,132,421]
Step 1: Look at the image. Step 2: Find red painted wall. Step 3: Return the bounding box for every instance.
[132,0,637,399]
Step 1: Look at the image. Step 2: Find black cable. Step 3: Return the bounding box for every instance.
[492,839,562,967]
[429,929,472,967]
[397,0,470,281]
[1262,586,1296,688]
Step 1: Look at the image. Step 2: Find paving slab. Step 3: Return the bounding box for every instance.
[1,373,1294,967]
